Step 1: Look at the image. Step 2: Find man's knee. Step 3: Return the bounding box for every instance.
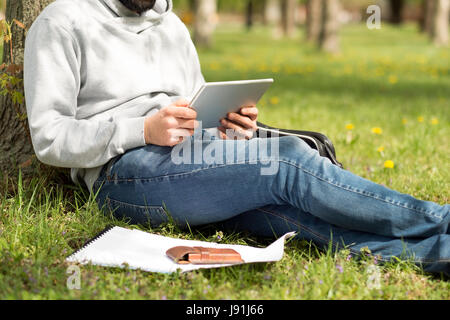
[278,136,314,159]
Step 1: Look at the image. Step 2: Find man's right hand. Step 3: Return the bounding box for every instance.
[144,99,198,147]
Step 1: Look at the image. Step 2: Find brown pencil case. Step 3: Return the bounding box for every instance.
[166,246,244,265]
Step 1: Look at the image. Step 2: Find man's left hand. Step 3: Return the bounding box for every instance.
[218,105,258,140]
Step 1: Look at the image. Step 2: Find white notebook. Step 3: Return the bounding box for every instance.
[66,226,295,274]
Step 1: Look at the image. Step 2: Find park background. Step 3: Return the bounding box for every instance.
[0,0,449,299]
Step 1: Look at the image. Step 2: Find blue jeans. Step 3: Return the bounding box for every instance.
[93,131,449,273]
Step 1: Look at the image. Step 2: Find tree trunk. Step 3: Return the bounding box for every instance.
[280,0,296,37]
[263,0,283,38]
[193,0,218,47]
[264,0,281,25]
[389,0,404,24]
[246,0,253,31]
[0,0,54,175]
[431,0,450,46]
[306,0,322,42]
[422,0,436,34]
[420,0,428,32]
[319,0,340,53]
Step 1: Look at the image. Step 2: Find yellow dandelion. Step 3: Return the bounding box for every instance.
[384,160,395,169]
[209,62,221,71]
[416,56,427,65]
[431,118,439,125]
[345,123,355,130]
[377,146,385,153]
[402,118,408,125]
[430,68,438,78]
[375,68,385,77]
[371,127,383,135]
[258,64,268,72]
[306,66,315,73]
[417,116,424,123]
[270,97,280,105]
[388,75,398,84]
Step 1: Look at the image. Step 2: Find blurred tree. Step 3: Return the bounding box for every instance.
[264,0,282,37]
[431,0,449,45]
[420,0,433,33]
[246,0,253,30]
[306,0,322,42]
[319,0,340,53]
[264,0,281,25]
[281,0,296,37]
[389,0,405,24]
[193,0,218,47]
[0,0,53,172]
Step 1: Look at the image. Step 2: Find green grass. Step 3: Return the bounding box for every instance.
[1,23,449,300]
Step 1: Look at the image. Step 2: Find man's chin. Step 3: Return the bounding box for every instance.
[119,0,157,14]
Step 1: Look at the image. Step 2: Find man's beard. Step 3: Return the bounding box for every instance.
[119,0,157,14]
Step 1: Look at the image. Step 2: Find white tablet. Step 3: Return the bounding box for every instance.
[189,79,274,128]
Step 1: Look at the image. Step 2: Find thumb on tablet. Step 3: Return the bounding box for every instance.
[174,99,190,107]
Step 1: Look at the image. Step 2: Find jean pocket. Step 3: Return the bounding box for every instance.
[105,155,123,181]
[105,197,169,226]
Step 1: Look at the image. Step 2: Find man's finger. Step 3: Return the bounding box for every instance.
[177,119,199,130]
[167,106,198,119]
[174,99,190,107]
[169,128,194,142]
[218,127,229,140]
[239,106,258,121]
[220,119,254,139]
[226,112,257,130]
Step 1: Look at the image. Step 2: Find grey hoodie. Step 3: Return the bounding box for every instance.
[24,0,205,192]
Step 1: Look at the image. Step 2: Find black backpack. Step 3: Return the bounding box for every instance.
[256,122,344,169]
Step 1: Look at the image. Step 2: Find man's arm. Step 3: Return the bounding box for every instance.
[24,18,147,169]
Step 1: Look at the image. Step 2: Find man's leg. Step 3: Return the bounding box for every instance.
[219,204,450,274]
[93,132,448,238]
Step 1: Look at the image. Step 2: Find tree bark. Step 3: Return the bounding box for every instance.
[319,0,340,53]
[193,0,218,47]
[306,0,322,42]
[0,0,54,174]
[280,0,296,37]
[431,0,450,46]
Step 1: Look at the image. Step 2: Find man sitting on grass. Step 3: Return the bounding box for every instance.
[24,0,449,274]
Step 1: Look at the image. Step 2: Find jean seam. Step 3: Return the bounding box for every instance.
[98,159,275,183]
[256,207,450,264]
[107,196,165,211]
[277,158,444,222]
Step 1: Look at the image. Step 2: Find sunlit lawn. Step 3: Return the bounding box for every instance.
[0,23,449,300]
[199,23,449,204]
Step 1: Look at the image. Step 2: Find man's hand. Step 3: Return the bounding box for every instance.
[218,105,258,140]
[145,99,198,146]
